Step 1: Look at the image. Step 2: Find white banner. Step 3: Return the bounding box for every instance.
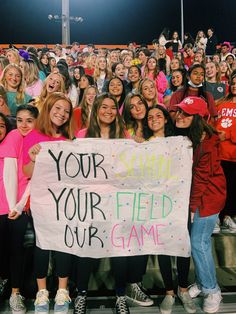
[31,136,193,258]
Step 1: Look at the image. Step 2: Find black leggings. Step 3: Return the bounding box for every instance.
[34,247,71,279]
[74,257,100,291]
[111,255,148,289]
[220,160,236,220]
[0,213,29,288]
[158,255,190,290]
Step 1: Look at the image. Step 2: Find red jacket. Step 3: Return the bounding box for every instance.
[190,134,226,217]
[216,101,236,162]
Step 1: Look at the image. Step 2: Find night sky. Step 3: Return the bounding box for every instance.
[0,0,235,45]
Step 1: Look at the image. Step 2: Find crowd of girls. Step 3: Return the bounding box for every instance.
[0,37,235,314]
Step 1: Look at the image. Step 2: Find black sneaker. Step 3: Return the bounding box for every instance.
[73,291,87,314]
[115,296,130,314]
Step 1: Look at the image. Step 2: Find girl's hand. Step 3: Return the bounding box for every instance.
[133,135,145,143]
[8,210,21,220]
[29,144,41,162]
[217,130,226,141]
[191,212,195,223]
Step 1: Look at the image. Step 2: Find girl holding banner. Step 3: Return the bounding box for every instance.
[175,96,226,314]
[75,93,153,314]
[143,105,196,314]
[22,92,75,314]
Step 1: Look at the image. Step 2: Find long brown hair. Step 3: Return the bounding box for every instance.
[86,93,126,138]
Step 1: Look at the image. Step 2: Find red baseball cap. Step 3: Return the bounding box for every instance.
[176,96,209,117]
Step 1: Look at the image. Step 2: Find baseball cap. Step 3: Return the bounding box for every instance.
[176,96,209,117]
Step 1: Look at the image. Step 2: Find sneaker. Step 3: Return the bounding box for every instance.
[188,283,202,298]
[212,219,221,234]
[126,283,153,306]
[222,216,236,233]
[9,293,26,314]
[159,295,175,314]
[73,291,87,314]
[203,291,222,313]
[177,288,196,313]
[0,278,8,296]
[54,289,71,314]
[34,289,49,314]
[115,296,130,314]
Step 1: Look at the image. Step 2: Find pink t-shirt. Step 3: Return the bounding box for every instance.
[0,129,28,215]
[23,129,66,165]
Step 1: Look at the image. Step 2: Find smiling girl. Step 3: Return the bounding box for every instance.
[22,92,75,314]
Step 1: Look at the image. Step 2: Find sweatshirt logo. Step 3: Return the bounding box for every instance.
[221,118,232,128]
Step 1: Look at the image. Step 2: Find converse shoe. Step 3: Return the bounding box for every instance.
[212,219,221,234]
[222,216,236,233]
[54,289,71,314]
[34,289,49,314]
[126,283,153,306]
[159,295,175,314]
[203,291,222,313]
[177,288,196,313]
[0,278,8,296]
[188,283,202,298]
[9,293,26,314]
[115,296,130,314]
[73,291,87,314]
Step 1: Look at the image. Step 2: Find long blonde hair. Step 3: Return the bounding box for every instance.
[0,64,25,104]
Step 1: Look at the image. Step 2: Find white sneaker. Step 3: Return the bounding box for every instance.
[222,216,236,233]
[160,295,175,314]
[188,283,202,298]
[212,219,221,234]
[203,291,222,313]
[54,289,71,314]
[9,293,26,314]
[177,288,196,313]
[34,289,49,314]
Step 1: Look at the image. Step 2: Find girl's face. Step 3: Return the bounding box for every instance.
[176,52,182,61]
[50,99,71,129]
[173,32,178,39]
[73,68,81,80]
[147,108,166,135]
[41,55,49,65]
[172,71,183,87]
[6,51,17,64]
[98,97,117,126]
[79,76,89,89]
[109,78,123,97]
[212,55,220,63]
[110,52,119,63]
[190,67,205,85]
[114,64,125,80]
[123,55,132,68]
[85,87,97,106]
[175,110,193,128]
[50,58,56,67]
[0,117,6,142]
[141,80,156,101]
[130,96,146,120]
[46,74,62,93]
[128,67,140,83]
[232,60,236,71]
[230,77,236,96]
[5,67,22,91]
[170,58,180,70]
[198,31,204,38]
[220,62,228,74]
[147,58,157,71]
[16,110,36,136]
[226,56,234,65]
[205,62,217,79]
[138,52,146,64]
[98,57,107,71]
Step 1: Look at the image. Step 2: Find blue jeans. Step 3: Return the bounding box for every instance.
[191,209,220,294]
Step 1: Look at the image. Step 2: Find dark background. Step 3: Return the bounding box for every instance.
[0,0,235,45]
